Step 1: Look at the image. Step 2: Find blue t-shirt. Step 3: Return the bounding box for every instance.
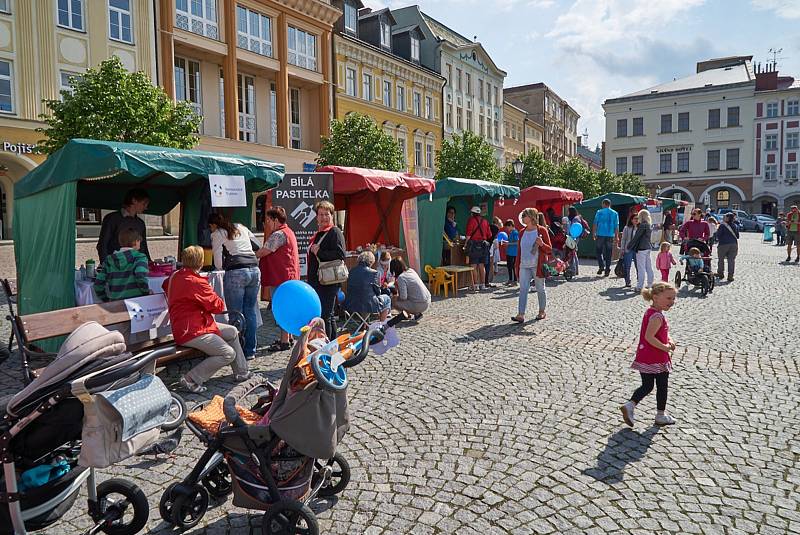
[444,218,458,240]
[506,229,519,256]
[595,207,619,238]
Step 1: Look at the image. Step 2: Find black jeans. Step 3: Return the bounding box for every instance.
[596,236,614,271]
[313,283,339,339]
[631,372,669,410]
[506,255,517,281]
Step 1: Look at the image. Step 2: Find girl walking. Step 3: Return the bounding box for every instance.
[512,208,552,323]
[655,242,676,282]
[620,282,677,427]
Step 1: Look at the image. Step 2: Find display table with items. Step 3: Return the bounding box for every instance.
[439,265,476,293]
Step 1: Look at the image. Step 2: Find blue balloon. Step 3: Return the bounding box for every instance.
[569,221,584,239]
[337,289,346,303]
[272,280,322,336]
[496,231,509,242]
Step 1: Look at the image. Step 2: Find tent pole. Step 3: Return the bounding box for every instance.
[177,201,184,254]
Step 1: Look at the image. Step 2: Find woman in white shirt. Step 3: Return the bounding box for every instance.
[209,212,260,360]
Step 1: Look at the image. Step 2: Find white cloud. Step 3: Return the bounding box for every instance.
[751,0,800,19]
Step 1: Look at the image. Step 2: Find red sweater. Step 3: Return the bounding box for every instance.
[162,269,224,345]
[515,225,553,279]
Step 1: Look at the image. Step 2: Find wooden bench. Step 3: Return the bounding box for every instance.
[12,301,206,384]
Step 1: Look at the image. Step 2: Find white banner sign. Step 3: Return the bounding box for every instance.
[124,294,170,335]
[209,174,247,207]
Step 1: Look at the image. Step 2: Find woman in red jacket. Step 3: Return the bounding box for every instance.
[512,208,553,323]
[163,245,251,393]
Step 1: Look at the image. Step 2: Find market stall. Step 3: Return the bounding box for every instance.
[574,192,648,258]
[14,138,284,317]
[493,185,583,228]
[416,177,519,281]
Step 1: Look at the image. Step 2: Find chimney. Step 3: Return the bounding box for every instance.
[756,61,779,91]
[358,7,372,16]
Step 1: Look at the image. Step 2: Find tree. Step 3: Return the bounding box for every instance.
[501,149,560,189]
[616,172,649,196]
[317,113,404,171]
[37,57,201,154]
[559,157,600,199]
[435,130,501,181]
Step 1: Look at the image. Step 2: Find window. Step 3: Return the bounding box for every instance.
[725,148,739,170]
[410,35,420,62]
[632,155,643,175]
[677,151,689,172]
[219,69,225,136]
[716,190,730,208]
[767,102,778,117]
[426,143,433,168]
[382,80,391,107]
[362,73,372,101]
[456,106,462,130]
[414,141,422,167]
[59,70,82,97]
[425,96,432,120]
[494,119,499,141]
[345,67,356,96]
[707,149,720,171]
[494,87,499,106]
[175,0,218,40]
[787,132,799,149]
[487,83,492,106]
[446,104,452,128]
[786,163,798,180]
[237,5,272,56]
[678,112,689,132]
[398,137,406,166]
[270,82,277,144]
[174,57,202,121]
[465,73,471,96]
[0,60,13,113]
[466,110,472,131]
[109,0,133,43]
[343,0,357,34]
[765,164,777,180]
[707,108,720,129]
[632,117,643,136]
[727,106,739,127]
[58,0,84,31]
[290,87,301,149]
[413,92,421,116]
[0,1,8,13]
[659,153,671,174]
[660,114,672,133]
[456,69,462,92]
[287,26,317,71]
[397,85,405,111]
[616,119,627,138]
[615,157,627,175]
[237,73,256,142]
[478,79,484,101]
[765,134,778,150]
[789,100,800,116]
[446,64,452,86]
[380,20,391,48]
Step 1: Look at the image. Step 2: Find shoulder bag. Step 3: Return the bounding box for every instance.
[315,230,349,285]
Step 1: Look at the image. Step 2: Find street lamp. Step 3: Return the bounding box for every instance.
[655,184,662,198]
[512,157,524,188]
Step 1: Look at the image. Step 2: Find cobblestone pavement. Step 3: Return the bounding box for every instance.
[0,234,798,534]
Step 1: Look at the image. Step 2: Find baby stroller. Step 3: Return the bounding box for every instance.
[159,315,403,534]
[675,239,716,296]
[0,322,176,535]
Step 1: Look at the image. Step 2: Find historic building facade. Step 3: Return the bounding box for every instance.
[503,101,526,164]
[331,3,443,178]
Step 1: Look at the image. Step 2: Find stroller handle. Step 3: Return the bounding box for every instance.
[223,395,245,427]
[81,346,176,391]
[342,312,405,369]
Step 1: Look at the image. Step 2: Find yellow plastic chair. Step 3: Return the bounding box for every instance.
[432,268,455,298]
[424,265,439,295]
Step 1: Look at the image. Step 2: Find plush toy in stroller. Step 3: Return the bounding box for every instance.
[159,315,403,534]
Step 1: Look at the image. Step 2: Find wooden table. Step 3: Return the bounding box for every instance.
[438,265,476,296]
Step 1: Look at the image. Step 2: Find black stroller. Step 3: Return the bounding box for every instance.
[675,238,716,296]
[0,322,176,535]
[159,315,403,534]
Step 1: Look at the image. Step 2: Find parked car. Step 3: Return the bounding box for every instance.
[740,214,776,232]
[715,208,751,228]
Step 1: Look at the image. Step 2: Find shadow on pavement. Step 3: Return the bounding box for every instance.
[582,426,660,484]
[454,321,540,343]
[599,286,639,301]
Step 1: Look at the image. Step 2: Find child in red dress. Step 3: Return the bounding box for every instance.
[621,281,677,427]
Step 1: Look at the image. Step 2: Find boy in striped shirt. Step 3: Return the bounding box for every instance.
[94,228,150,302]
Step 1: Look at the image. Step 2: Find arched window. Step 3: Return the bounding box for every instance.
[716,190,730,208]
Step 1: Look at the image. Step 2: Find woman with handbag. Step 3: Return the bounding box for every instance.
[209,212,261,360]
[629,209,655,292]
[465,206,492,291]
[512,208,552,323]
[307,200,346,339]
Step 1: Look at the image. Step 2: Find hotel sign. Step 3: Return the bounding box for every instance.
[2,141,37,154]
[656,145,692,153]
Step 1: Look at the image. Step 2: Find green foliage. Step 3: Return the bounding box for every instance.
[317,113,404,171]
[435,131,501,181]
[37,57,201,154]
[501,149,558,188]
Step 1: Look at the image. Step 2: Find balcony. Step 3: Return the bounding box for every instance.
[175,4,219,41]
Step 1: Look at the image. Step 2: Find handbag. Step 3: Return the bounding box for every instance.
[463,219,489,256]
[314,230,348,285]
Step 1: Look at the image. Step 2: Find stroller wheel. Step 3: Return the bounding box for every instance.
[159,482,180,524]
[700,278,709,296]
[93,479,149,535]
[674,272,682,287]
[310,353,348,391]
[161,393,188,431]
[202,463,233,499]
[262,500,319,535]
[170,485,209,530]
[317,454,351,497]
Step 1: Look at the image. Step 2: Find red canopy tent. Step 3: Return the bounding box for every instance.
[493,185,584,227]
[317,165,436,249]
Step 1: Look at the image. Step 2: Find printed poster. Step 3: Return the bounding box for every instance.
[272,173,334,277]
[209,174,247,207]
[124,294,170,335]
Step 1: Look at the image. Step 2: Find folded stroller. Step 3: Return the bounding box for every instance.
[0,322,176,535]
[160,315,403,534]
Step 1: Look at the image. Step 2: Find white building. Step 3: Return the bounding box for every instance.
[603,56,756,211]
[391,6,507,167]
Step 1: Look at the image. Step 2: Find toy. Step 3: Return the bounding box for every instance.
[272,280,321,336]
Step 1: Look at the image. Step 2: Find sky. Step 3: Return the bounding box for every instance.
[362,0,800,148]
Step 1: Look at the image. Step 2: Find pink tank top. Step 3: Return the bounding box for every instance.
[632,307,672,373]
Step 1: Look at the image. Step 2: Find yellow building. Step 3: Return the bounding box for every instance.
[0,0,157,238]
[503,101,526,164]
[525,117,544,155]
[331,3,443,178]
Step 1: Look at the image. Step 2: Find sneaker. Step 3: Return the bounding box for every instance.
[245,354,256,361]
[597,268,604,275]
[234,371,253,382]
[727,276,734,282]
[795,257,799,263]
[179,376,207,393]
[624,282,631,288]
[413,313,423,320]
[620,402,635,427]
[787,256,792,262]
[655,413,676,426]
[604,270,611,277]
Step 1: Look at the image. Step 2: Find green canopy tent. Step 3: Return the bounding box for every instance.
[14,138,284,317]
[574,193,648,258]
[416,177,519,279]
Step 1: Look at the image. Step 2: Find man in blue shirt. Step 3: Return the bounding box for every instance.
[592,198,620,276]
